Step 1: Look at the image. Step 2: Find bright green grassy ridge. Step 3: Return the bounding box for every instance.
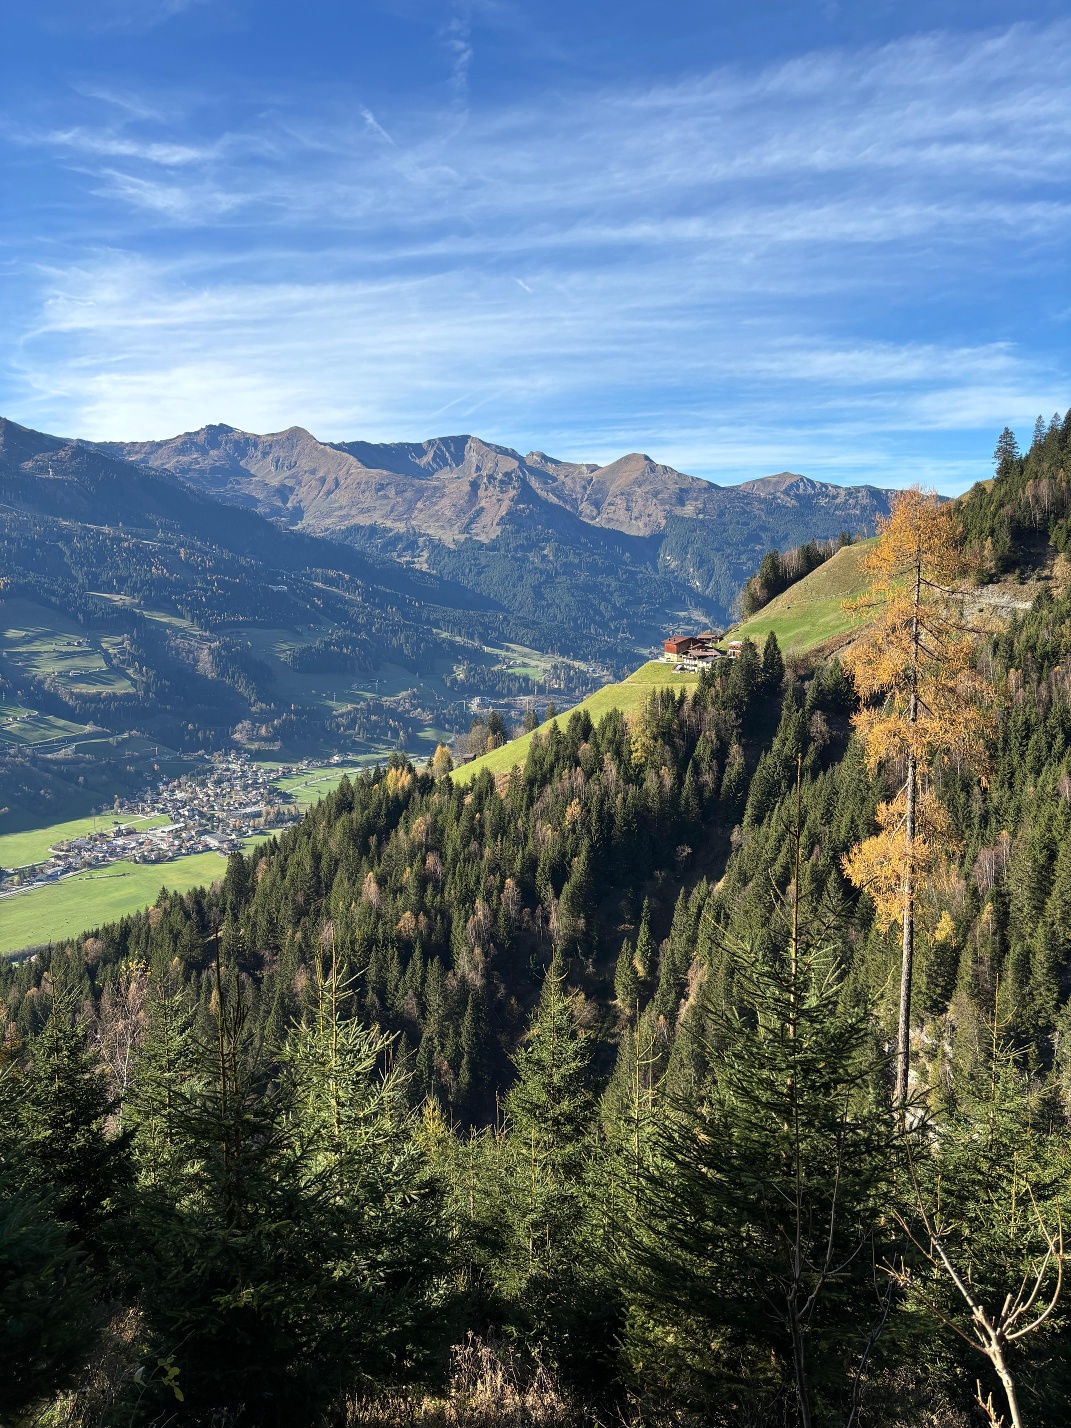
[454,662,701,784]
[726,539,875,653]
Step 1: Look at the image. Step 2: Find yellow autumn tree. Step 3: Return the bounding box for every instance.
[841,487,991,1107]
[431,743,454,778]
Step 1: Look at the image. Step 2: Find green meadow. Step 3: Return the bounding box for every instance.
[726,539,876,653]
[0,813,172,871]
[0,853,227,954]
[455,662,700,783]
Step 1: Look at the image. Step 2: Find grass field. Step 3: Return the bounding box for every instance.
[0,836,273,955]
[0,813,172,871]
[275,764,375,808]
[0,853,225,954]
[455,662,700,783]
[726,540,876,653]
[0,712,91,747]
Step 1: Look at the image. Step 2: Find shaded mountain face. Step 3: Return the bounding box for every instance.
[101,426,894,550]
[0,418,540,762]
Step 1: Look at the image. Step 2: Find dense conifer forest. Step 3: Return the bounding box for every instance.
[5,416,1071,1426]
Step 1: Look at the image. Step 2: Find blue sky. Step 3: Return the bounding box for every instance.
[1,0,1069,493]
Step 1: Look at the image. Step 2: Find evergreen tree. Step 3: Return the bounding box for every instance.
[0,1062,101,1420]
[625,934,901,1423]
[130,951,451,1424]
[633,899,654,987]
[16,991,132,1270]
[614,936,639,1013]
[762,628,785,691]
[994,426,1020,472]
[0,1182,99,1422]
[898,1038,1071,1426]
[495,951,606,1377]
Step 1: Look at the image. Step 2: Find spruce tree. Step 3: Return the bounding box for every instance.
[762,628,785,692]
[994,426,1020,472]
[130,948,451,1425]
[0,1063,100,1420]
[614,937,639,1014]
[17,991,132,1270]
[625,934,901,1423]
[496,951,606,1378]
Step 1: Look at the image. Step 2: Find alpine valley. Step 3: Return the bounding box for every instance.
[1,414,893,803]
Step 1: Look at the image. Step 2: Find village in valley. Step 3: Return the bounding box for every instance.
[0,755,312,895]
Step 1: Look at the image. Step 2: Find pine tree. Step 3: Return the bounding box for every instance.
[17,991,132,1269]
[625,935,901,1422]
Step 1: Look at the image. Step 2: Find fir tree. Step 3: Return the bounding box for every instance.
[625,934,901,1423]
[994,426,1020,472]
[17,991,132,1269]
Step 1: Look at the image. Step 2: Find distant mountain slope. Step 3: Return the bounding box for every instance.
[0,417,478,608]
[101,423,896,627]
[0,418,588,760]
[101,425,894,548]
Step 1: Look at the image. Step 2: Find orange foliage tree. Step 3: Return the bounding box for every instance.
[841,488,991,1108]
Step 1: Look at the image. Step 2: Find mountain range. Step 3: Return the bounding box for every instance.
[0,412,897,799]
[101,424,892,556]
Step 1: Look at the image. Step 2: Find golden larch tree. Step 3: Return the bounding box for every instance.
[841,487,991,1108]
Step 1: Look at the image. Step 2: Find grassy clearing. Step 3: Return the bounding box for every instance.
[0,814,172,871]
[727,539,876,653]
[0,712,91,746]
[454,663,699,783]
[0,837,272,955]
[275,764,375,808]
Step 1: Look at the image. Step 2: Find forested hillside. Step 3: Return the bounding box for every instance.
[5,418,1071,1426]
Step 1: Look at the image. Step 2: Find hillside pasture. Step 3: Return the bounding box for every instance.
[454,662,699,783]
[726,539,877,653]
[0,598,134,695]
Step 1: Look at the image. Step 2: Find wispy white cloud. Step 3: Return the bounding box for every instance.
[2,19,1070,492]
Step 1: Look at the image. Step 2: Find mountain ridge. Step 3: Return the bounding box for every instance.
[98,424,895,548]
